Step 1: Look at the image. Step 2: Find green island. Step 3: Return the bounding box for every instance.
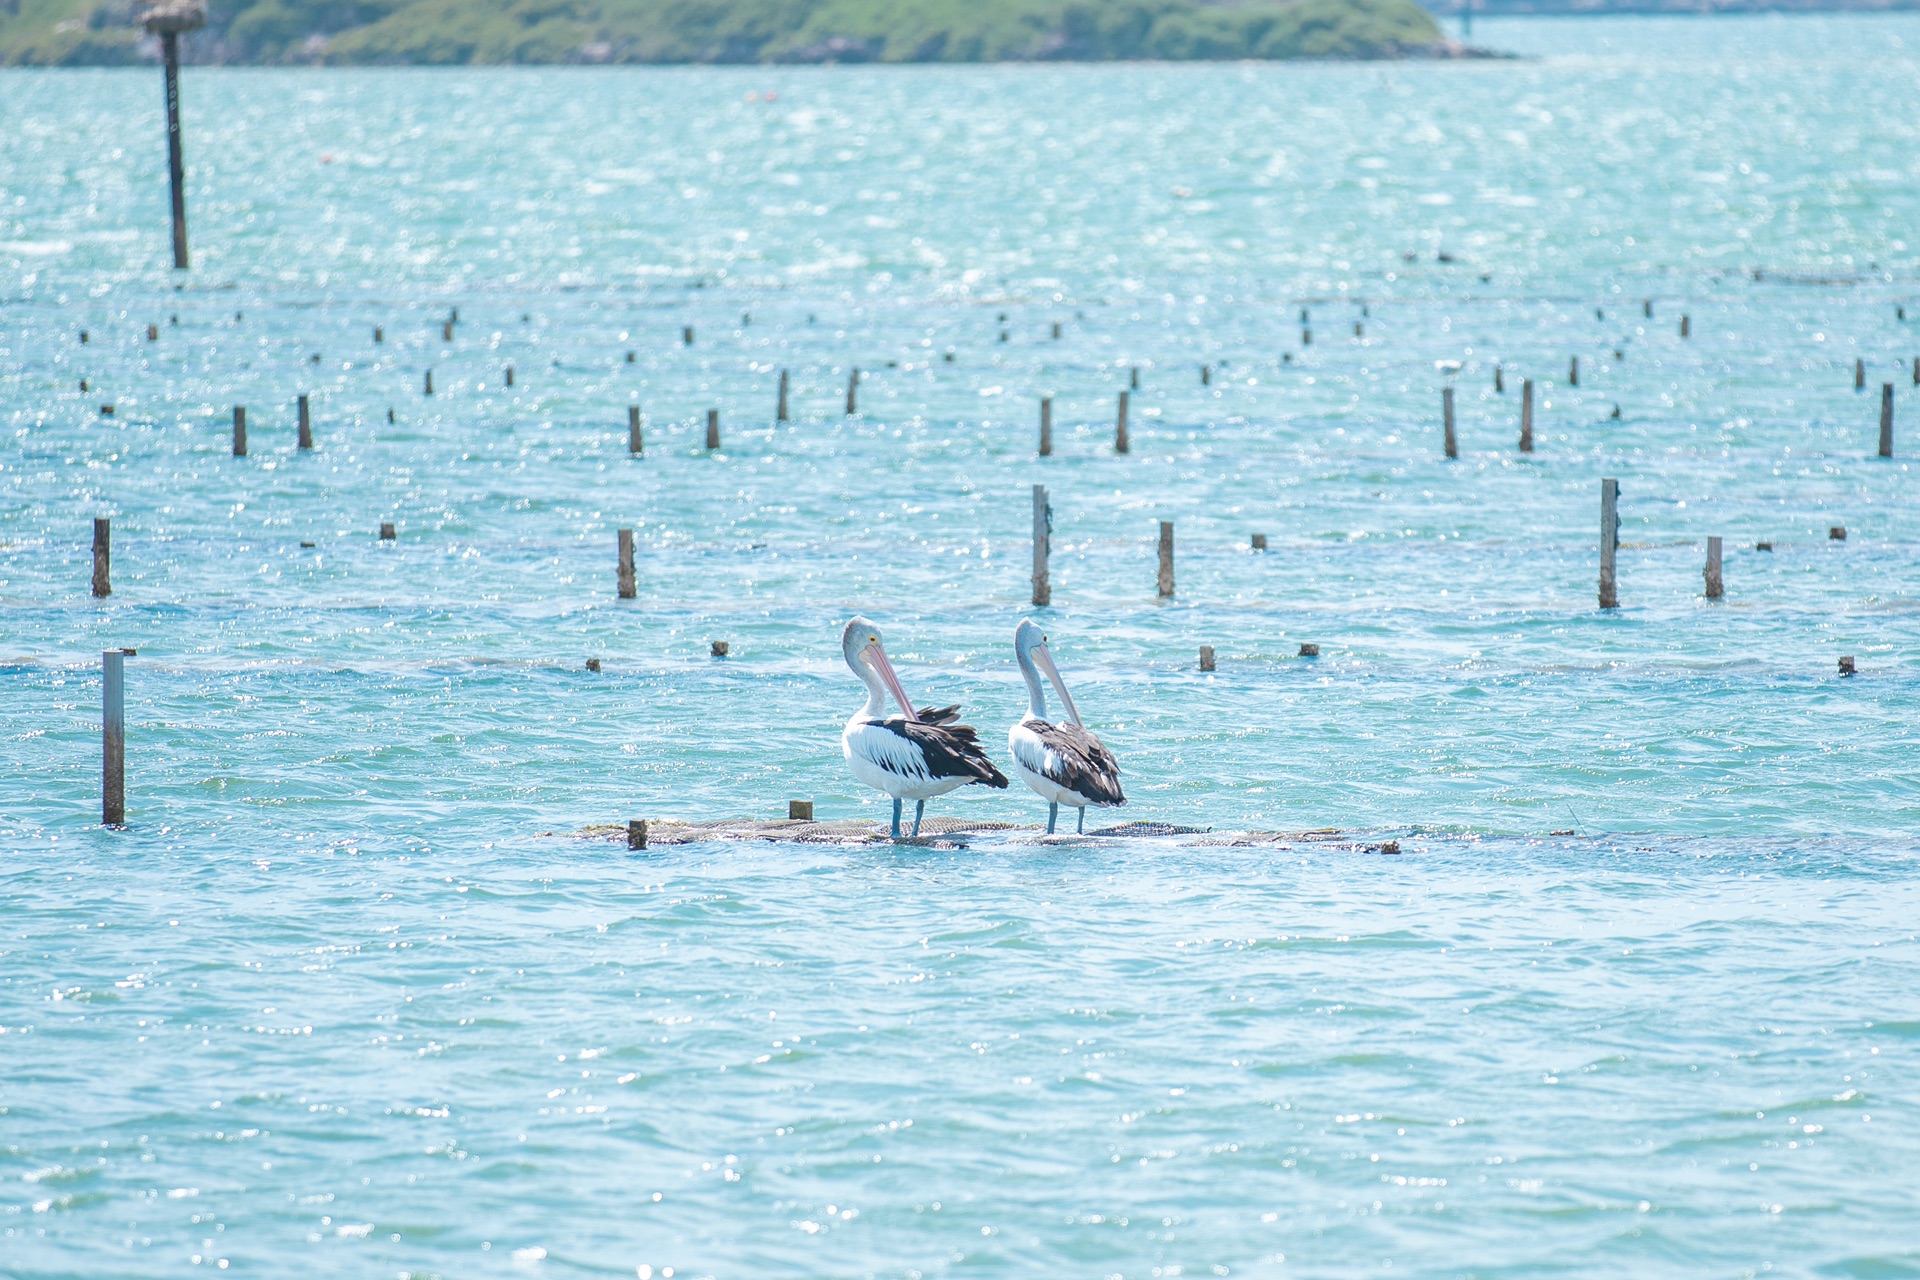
[0,0,1454,66]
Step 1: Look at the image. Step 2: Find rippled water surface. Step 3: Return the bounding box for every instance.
[3,15,1918,1277]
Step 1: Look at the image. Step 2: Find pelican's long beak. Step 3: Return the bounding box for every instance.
[1035,643,1083,727]
[863,641,921,722]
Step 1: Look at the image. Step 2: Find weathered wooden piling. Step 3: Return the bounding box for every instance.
[628,406,643,455]
[1838,656,1856,677]
[92,518,111,598]
[102,649,125,826]
[1495,363,1504,394]
[1520,380,1534,453]
[1116,391,1130,453]
[789,799,813,821]
[617,528,636,598]
[1569,356,1579,386]
[706,409,721,450]
[1251,533,1268,551]
[297,394,312,450]
[1052,322,1062,339]
[1705,535,1723,600]
[379,522,396,540]
[1031,484,1051,607]
[846,368,859,415]
[424,369,433,395]
[1302,327,1311,346]
[1298,643,1319,658]
[1201,364,1211,386]
[777,369,789,422]
[1644,300,1652,318]
[144,2,203,269]
[1880,383,1894,457]
[1354,322,1364,338]
[1157,521,1174,598]
[232,406,247,457]
[1680,315,1690,339]
[683,326,694,346]
[711,640,730,658]
[442,321,453,342]
[374,326,383,344]
[1855,358,1865,391]
[1199,645,1216,672]
[1039,398,1053,456]
[628,819,648,850]
[1599,478,1620,609]
[1130,366,1140,390]
[1443,387,1457,459]
[1830,526,1847,541]
[505,365,514,387]
[147,324,158,341]
[585,658,601,672]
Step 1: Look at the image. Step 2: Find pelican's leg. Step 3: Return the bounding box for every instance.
[912,799,925,839]
[1046,802,1058,835]
[891,797,902,840]
[1076,806,1085,835]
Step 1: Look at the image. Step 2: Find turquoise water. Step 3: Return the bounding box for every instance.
[3,14,1918,1276]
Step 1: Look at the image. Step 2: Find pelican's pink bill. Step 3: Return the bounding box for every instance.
[1035,644,1083,727]
[863,641,921,722]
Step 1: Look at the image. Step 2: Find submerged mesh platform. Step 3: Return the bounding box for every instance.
[572,819,1402,854]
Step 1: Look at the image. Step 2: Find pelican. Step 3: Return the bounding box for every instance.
[841,617,1008,839]
[1009,619,1125,834]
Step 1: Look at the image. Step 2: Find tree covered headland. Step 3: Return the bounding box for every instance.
[1,0,1453,65]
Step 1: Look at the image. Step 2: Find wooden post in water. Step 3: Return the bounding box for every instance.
[706,409,720,450]
[617,528,636,599]
[1519,380,1534,452]
[628,819,648,850]
[1855,358,1865,391]
[505,365,514,388]
[1031,484,1050,607]
[1880,383,1895,457]
[777,369,789,422]
[92,518,111,597]
[1157,521,1174,598]
[1495,363,1504,393]
[628,406,643,455]
[1039,397,1052,456]
[232,406,247,457]
[442,321,453,342]
[297,394,312,450]
[1680,315,1690,339]
[683,326,694,346]
[1116,390,1129,453]
[1704,535,1723,600]
[1569,356,1579,386]
[102,649,125,825]
[373,326,383,344]
[1199,645,1216,672]
[1912,356,1918,387]
[1201,365,1211,386]
[424,369,433,395]
[144,3,203,269]
[1599,477,1620,609]
[1130,366,1140,390]
[379,522,396,540]
[846,368,859,415]
[1644,299,1653,319]
[1302,327,1311,346]
[1443,387,1457,459]
[1251,533,1268,551]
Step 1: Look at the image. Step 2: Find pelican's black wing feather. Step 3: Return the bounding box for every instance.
[1025,721,1126,806]
[879,717,1009,788]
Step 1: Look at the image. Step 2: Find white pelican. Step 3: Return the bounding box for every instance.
[841,617,1008,839]
[1008,619,1125,834]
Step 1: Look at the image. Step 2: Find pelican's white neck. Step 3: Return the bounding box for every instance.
[1016,643,1047,720]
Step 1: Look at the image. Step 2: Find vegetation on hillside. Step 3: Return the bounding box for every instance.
[0,0,1452,66]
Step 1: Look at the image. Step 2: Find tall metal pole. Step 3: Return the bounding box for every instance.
[141,2,204,269]
[163,31,188,268]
